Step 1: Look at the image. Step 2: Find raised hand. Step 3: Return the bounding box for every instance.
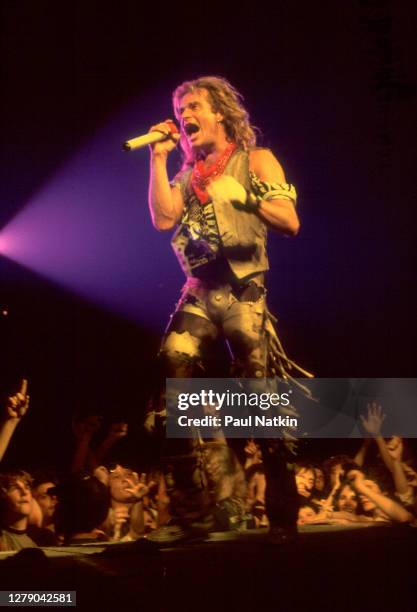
[244,438,259,457]
[125,472,156,502]
[360,402,386,436]
[94,466,110,486]
[6,379,30,420]
[112,506,130,541]
[72,414,102,440]
[107,422,128,441]
[1,379,30,463]
[386,436,403,462]
[346,469,365,490]
[149,119,180,156]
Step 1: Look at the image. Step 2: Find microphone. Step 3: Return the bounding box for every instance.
[122,120,179,152]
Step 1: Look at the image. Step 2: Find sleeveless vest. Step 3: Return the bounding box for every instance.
[171,149,269,281]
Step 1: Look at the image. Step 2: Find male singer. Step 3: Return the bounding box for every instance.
[146,76,303,541]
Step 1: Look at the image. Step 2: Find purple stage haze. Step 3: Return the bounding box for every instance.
[0,84,376,347]
[0,96,185,329]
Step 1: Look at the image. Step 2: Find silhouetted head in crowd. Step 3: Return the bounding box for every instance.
[203,442,246,503]
[53,474,110,543]
[313,466,325,493]
[323,455,358,490]
[31,471,59,529]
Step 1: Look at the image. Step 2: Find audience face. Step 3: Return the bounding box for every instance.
[2,478,32,523]
[298,505,317,524]
[402,463,417,487]
[358,479,381,513]
[108,465,136,503]
[314,468,325,492]
[296,468,315,498]
[32,482,58,526]
[336,484,358,514]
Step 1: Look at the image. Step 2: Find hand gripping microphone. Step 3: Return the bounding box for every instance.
[122,120,179,152]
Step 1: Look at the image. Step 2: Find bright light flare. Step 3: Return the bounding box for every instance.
[0,96,183,327]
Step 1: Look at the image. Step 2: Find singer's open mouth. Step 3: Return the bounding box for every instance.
[184,123,200,137]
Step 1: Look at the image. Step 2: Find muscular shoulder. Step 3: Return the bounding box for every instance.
[249,148,286,183]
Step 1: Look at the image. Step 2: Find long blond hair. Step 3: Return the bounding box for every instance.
[172,76,257,168]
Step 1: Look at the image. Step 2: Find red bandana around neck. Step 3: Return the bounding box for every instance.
[191,143,237,205]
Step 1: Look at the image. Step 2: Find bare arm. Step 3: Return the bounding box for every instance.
[353,438,371,467]
[0,420,19,463]
[156,472,171,527]
[360,484,412,523]
[70,415,102,473]
[349,470,413,524]
[319,465,343,511]
[373,435,412,497]
[93,422,128,465]
[249,149,300,236]
[147,121,183,230]
[125,473,155,538]
[386,437,412,497]
[360,404,410,496]
[0,380,29,463]
[390,459,412,497]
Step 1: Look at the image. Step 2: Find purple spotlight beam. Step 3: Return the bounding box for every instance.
[0,94,184,329]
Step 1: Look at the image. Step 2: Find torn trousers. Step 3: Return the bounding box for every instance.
[149,274,300,529]
[161,274,268,379]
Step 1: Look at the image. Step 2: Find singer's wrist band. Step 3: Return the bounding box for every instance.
[249,172,298,206]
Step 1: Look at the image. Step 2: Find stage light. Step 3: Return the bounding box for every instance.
[0,95,183,328]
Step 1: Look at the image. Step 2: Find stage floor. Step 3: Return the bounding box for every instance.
[1,524,416,611]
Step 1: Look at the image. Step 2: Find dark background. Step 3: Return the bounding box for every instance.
[1,0,416,467]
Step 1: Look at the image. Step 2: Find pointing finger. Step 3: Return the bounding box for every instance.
[20,379,28,396]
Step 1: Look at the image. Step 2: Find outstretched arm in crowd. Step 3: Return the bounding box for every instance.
[353,438,371,468]
[348,470,413,523]
[70,414,102,473]
[93,421,129,466]
[71,418,129,474]
[0,379,29,463]
[124,472,156,539]
[98,466,158,541]
[386,436,415,505]
[319,464,344,512]
[155,472,171,527]
[360,403,411,499]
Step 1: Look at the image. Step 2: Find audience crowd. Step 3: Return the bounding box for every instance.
[1,382,415,552]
